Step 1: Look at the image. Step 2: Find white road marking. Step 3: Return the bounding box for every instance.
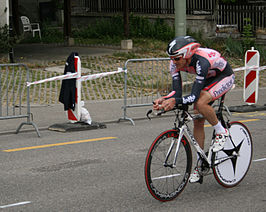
[253,158,266,162]
[0,201,31,209]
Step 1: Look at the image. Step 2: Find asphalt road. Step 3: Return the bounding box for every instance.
[1,111,266,212]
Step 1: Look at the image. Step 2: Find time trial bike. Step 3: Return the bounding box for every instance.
[144,93,253,202]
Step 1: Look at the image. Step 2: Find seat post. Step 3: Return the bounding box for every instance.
[217,94,227,127]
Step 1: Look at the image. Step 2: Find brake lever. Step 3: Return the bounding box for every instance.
[146,109,153,120]
[146,109,165,120]
[147,101,166,120]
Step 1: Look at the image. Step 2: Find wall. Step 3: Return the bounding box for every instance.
[71,13,216,38]
[0,0,9,27]
[17,0,39,21]
[186,15,216,37]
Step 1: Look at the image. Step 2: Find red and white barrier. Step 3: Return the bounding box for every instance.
[67,56,82,123]
[26,72,78,87]
[244,47,260,104]
[78,68,124,81]
[233,65,266,72]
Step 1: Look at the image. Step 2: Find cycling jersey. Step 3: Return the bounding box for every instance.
[169,47,234,105]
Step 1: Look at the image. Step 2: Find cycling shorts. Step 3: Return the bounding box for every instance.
[203,63,235,101]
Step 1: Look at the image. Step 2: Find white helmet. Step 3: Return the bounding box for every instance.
[166,36,200,59]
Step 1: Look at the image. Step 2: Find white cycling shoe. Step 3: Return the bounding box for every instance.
[189,167,200,183]
[212,129,229,152]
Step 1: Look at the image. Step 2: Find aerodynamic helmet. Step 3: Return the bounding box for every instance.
[166,36,200,59]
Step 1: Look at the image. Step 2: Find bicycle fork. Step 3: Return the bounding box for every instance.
[163,127,185,168]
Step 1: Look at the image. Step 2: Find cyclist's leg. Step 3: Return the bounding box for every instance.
[200,72,235,152]
[194,91,218,127]
[193,107,206,149]
[190,95,214,183]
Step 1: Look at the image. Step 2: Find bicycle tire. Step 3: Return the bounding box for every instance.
[145,129,192,201]
[213,121,253,188]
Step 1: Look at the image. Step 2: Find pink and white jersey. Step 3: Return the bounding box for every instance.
[170,48,227,78]
[168,47,234,105]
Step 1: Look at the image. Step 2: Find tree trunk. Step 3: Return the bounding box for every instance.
[64,0,71,38]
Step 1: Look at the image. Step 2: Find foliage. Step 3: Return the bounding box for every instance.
[242,18,255,50]
[72,16,124,40]
[52,0,64,10]
[221,0,237,3]
[41,22,64,43]
[255,45,266,65]
[72,15,174,42]
[0,25,16,53]
[129,16,174,41]
[224,37,244,57]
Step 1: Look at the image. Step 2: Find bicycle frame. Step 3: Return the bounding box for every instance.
[164,113,212,168]
[163,94,233,169]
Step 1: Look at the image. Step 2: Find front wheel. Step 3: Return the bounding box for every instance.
[213,121,253,187]
[144,130,192,201]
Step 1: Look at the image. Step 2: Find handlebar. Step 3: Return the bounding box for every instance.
[147,93,230,123]
[146,104,189,120]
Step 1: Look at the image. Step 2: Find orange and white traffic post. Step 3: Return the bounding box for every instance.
[244,47,260,104]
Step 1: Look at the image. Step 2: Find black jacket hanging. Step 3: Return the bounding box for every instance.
[59,52,78,111]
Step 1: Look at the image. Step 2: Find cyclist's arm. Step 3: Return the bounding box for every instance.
[175,59,210,105]
[162,72,182,100]
[153,72,182,110]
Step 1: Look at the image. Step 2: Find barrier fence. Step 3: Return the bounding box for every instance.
[1,52,266,133]
[7,56,265,106]
[26,55,125,123]
[24,56,126,105]
[118,58,192,125]
[0,64,40,136]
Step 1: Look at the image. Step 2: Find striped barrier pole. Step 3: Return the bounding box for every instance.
[26,72,78,87]
[26,68,125,86]
[244,47,260,104]
[233,65,266,72]
[78,68,124,81]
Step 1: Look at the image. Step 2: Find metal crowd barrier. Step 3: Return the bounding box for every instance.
[118,57,192,125]
[0,64,40,137]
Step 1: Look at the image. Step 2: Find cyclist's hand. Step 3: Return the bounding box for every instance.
[161,98,176,111]
[153,97,165,110]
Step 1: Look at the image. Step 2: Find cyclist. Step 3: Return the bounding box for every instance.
[153,36,235,183]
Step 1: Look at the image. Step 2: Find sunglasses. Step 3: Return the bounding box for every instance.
[171,56,183,61]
